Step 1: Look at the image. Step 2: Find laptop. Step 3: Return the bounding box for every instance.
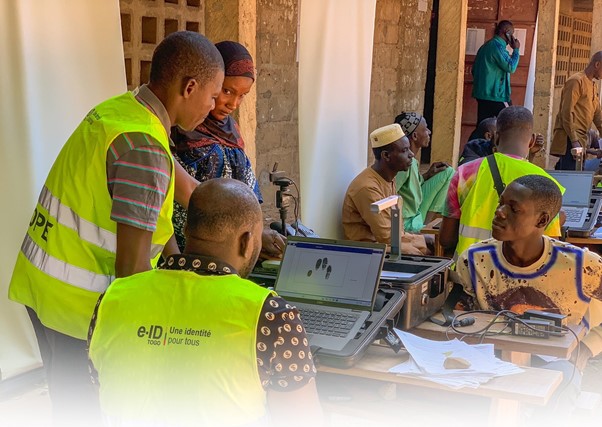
[547,170,599,229]
[274,237,386,352]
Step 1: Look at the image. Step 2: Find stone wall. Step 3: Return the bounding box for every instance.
[254,0,300,224]
[368,0,433,162]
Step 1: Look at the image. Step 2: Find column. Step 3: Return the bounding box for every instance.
[204,0,258,168]
[430,0,468,167]
[592,0,602,107]
[532,0,560,168]
[592,0,602,54]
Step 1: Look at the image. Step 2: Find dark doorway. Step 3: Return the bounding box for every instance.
[421,0,439,164]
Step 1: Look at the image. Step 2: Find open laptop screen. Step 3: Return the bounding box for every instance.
[547,171,593,207]
[275,238,385,308]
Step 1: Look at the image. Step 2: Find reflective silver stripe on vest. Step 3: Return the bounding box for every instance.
[458,224,491,241]
[22,234,113,293]
[454,224,493,261]
[151,243,164,259]
[39,186,117,253]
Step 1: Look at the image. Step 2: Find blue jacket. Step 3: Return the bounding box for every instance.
[472,35,519,103]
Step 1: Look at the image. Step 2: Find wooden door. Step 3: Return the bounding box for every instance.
[461,0,539,152]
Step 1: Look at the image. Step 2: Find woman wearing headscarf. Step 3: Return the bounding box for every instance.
[171,41,284,254]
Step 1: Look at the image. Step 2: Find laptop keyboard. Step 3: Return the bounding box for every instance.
[299,308,361,338]
[564,207,586,224]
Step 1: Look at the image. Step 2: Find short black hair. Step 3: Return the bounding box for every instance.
[469,117,497,140]
[372,144,393,160]
[477,117,497,135]
[497,106,533,135]
[495,20,513,34]
[150,31,224,89]
[512,175,562,220]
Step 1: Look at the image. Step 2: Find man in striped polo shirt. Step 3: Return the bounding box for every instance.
[8,31,224,426]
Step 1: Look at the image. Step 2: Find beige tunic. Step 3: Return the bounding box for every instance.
[551,72,602,155]
[342,167,428,255]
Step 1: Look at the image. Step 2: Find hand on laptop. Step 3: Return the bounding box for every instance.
[260,228,287,260]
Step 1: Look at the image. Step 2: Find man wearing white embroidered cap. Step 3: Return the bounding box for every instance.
[342,124,430,255]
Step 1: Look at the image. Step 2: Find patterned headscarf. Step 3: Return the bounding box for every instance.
[215,41,255,81]
[171,41,256,151]
[395,112,423,136]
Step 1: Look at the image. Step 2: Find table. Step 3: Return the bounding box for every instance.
[411,312,585,365]
[566,234,602,245]
[318,344,562,426]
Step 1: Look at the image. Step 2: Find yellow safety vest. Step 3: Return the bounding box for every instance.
[89,270,273,427]
[9,92,174,339]
[455,153,563,261]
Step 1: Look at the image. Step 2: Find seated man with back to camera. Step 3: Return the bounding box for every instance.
[459,117,497,166]
[459,116,545,166]
[439,106,562,262]
[88,178,323,427]
[394,112,454,233]
[342,123,430,255]
[454,174,602,415]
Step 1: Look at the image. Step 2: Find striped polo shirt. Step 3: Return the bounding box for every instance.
[106,85,171,232]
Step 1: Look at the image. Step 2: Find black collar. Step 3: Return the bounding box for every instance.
[161,254,238,276]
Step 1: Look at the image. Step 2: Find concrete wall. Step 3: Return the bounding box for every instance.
[368,0,433,161]
[254,0,300,224]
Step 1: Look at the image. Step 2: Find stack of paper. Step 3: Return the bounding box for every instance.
[389,329,524,389]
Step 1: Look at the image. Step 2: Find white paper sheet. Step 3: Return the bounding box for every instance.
[389,329,524,389]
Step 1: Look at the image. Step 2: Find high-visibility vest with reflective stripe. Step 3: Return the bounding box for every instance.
[89,271,273,427]
[455,153,563,261]
[9,92,174,339]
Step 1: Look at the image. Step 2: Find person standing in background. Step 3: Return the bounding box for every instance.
[551,51,602,171]
[472,20,520,126]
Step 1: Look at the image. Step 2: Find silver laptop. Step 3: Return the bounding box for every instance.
[274,237,386,352]
[548,170,596,229]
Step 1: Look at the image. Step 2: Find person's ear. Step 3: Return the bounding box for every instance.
[484,130,493,141]
[239,230,254,259]
[536,212,550,229]
[528,133,536,149]
[381,149,391,162]
[182,78,198,99]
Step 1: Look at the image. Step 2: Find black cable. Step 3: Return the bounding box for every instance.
[447,310,583,397]
[448,309,517,338]
[287,177,301,235]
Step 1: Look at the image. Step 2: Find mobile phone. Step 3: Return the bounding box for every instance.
[505,32,514,45]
